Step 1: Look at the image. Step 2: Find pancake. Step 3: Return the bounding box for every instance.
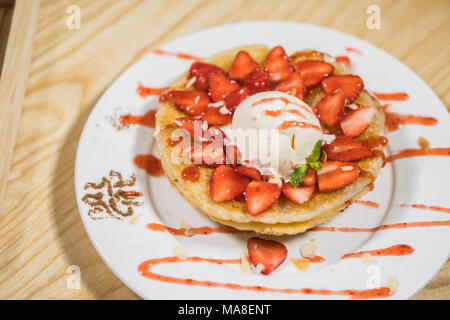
[155,45,385,234]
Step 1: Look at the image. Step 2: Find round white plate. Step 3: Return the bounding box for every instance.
[75,21,450,300]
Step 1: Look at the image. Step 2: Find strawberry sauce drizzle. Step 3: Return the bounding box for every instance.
[312,220,450,232]
[138,256,392,299]
[335,56,351,70]
[308,256,325,263]
[399,204,450,214]
[137,83,166,98]
[345,47,362,55]
[181,166,200,182]
[372,92,409,101]
[251,97,313,114]
[342,244,414,259]
[277,121,321,131]
[153,49,203,61]
[385,148,450,164]
[352,200,382,208]
[146,223,240,236]
[133,154,164,177]
[385,111,438,132]
[119,110,156,128]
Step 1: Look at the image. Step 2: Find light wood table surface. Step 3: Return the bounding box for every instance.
[0,0,448,300]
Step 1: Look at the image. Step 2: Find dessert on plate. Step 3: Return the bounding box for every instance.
[155,44,385,235]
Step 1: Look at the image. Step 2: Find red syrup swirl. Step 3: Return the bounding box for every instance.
[312,220,450,232]
[372,92,409,101]
[138,256,392,299]
[137,83,166,98]
[120,110,156,128]
[342,244,414,259]
[345,47,362,55]
[385,111,438,132]
[153,49,203,61]
[146,223,240,236]
[399,204,450,214]
[384,148,450,164]
[308,256,325,263]
[181,166,200,182]
[352,200,381,208]
[133,154,164,177]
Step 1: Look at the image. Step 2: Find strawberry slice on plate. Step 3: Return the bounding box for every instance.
[245,181,281,215]
[173,117,204,141]
[340,105,375,137]
[321,75,364,104]
[191,141,225,167]
[234,165,262,181]
[275,72,305,99]
[323,136,371,161]
[317,161,361,192]
[202,105,233,126]
[166,90,210,116]
[317,89,346,127]
[263,46,293,82]
[294,60,334,87]
[208,73,241,102]
[228,51,258,81]
[244,66,271,95]
[282,183,315,204]
[189,62,225,91]
[224,87,248,112]
[247,237,287,275]
[210,165,250,202]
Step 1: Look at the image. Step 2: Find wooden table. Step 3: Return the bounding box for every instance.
[0,0,448,299]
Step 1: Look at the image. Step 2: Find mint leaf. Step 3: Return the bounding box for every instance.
[309,161,322,171]
[290,163,310,187]
[306,140,323,163]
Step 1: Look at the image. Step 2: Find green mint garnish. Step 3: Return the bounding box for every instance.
[290,140,323,187]
[306,140,323,163]
[290,163,309,188]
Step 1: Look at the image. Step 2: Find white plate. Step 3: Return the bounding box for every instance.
[75,21,450,300]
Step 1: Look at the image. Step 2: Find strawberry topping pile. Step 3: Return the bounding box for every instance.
[163,46,378,216]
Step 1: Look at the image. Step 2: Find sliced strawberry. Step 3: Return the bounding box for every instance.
[244,66,271,95]
[166,90,210,116]
[302,168,317,186]
[228,51,258,81]
[245,181,281,216]
[225,144,241,166]
[189,62,225,91]
[317,161,360,192]
[191,141,225,167]
[317,89,346,127]
[263,46,293,82]
[234,166,262,181]
[335,56,352,71]
[208,73,241,102]
[340,105,375,137]
[282,183,315,204]
[323,136,371,161]
[202,105,233,126]
[210,165,250,202]
[224,87,248,112]
[247,237,287,275]
[294,60,334,87]
[321,75,364,104]
[173,117,204,141]
[275,72,305,99]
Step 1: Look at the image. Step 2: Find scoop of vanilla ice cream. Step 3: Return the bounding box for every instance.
[228,91,323,180]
